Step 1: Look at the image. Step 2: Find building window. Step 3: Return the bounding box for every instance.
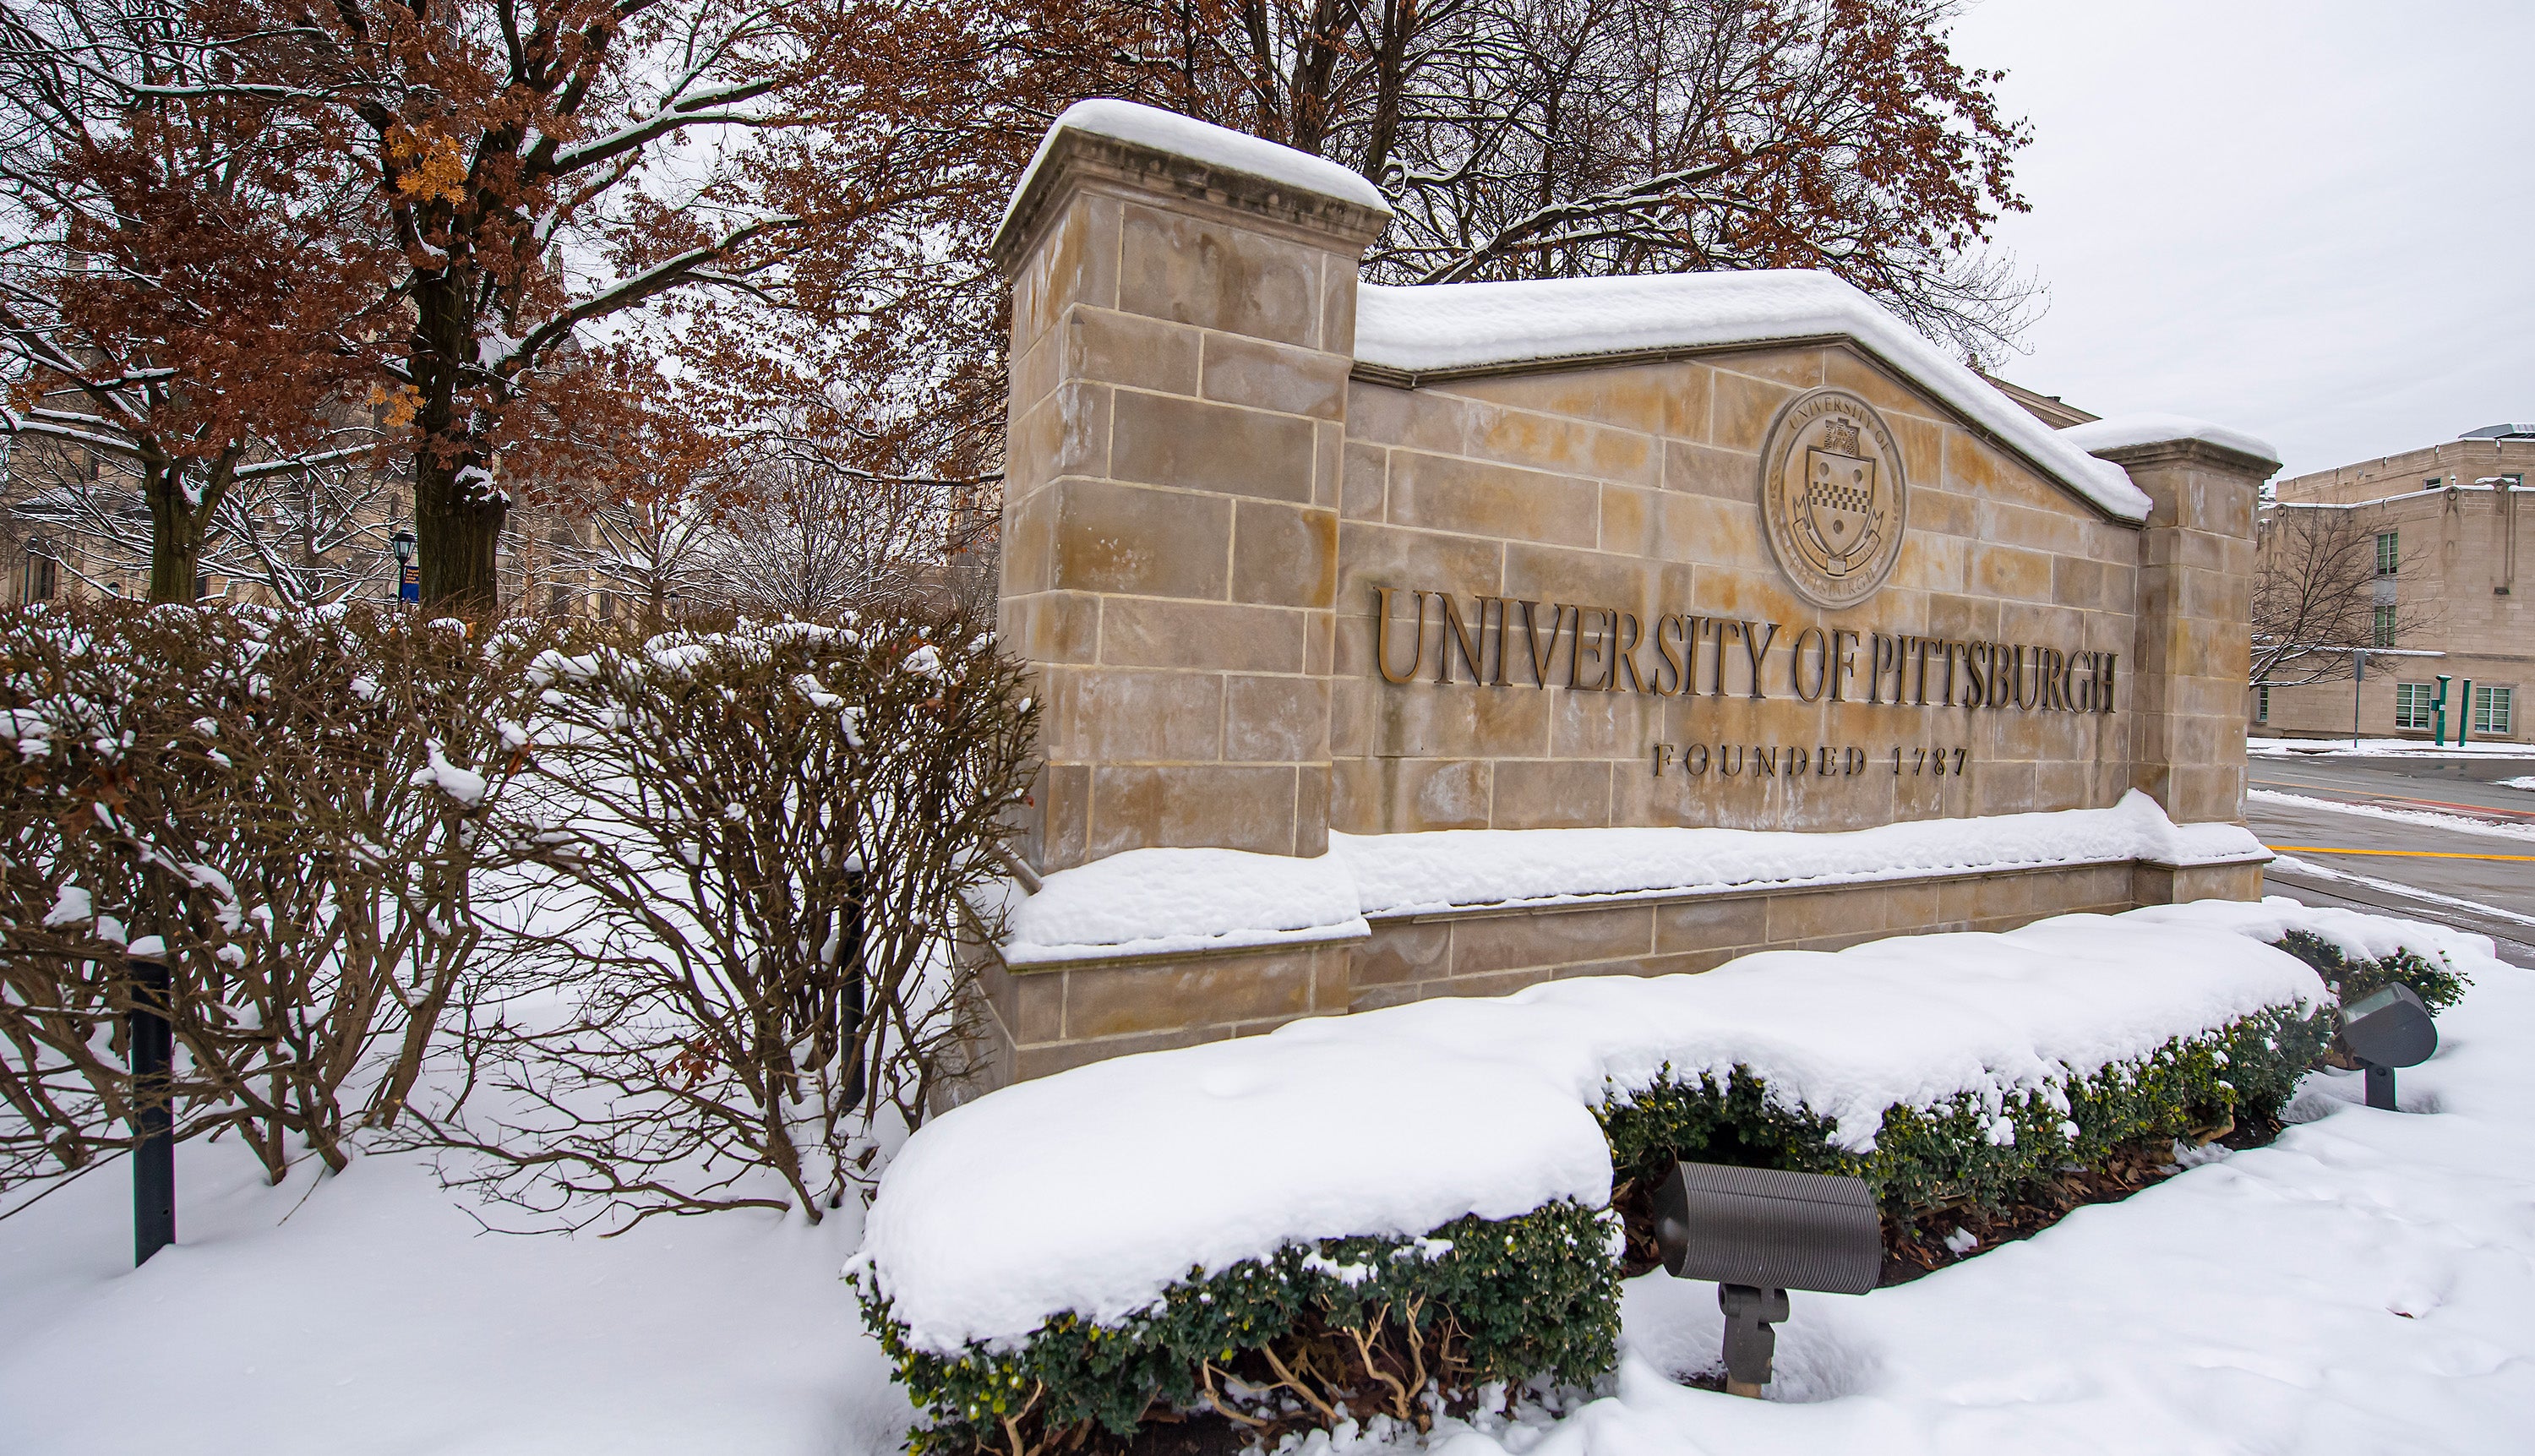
[2375,531,2399,576]
[23,541,57,603]
[2254,684,2271,723]
[2425,477,2443,490]
[2371,604,2396,646]
[2474,685,2515,737]
[2395,682,2434,731]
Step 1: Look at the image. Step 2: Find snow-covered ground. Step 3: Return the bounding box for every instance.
[0,1150,906,1455]
[6,917,2531,1454]
[2249,735,2535,760]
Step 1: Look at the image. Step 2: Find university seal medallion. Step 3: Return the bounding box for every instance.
[1758,387,1908,609]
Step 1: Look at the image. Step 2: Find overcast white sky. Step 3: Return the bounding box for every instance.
[1948,1,2535,478]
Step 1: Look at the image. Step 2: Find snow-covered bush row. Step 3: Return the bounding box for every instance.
[859,902,2496,1450]
[427,612,1035,1225]
[0,601,1037,1225]
[0,603,522,1189]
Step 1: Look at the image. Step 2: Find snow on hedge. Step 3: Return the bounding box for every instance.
[998,790,2262,963]
[859,899,2398,1355]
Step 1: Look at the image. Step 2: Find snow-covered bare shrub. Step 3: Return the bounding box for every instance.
[862,1202,1620,1456]
[0,603,524,1197]
[429,607,1034,1226]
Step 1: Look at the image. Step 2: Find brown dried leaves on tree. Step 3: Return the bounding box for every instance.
[0,0,394,603]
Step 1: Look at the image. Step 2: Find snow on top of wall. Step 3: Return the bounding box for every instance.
[1000,847,1368,965]
[997,792,2264,964]
[998,99,1390,246]
[2059,412,2280,466]
[1337,790,2260,920]
[859,900,2399,1353]
[1351,270,2154,522]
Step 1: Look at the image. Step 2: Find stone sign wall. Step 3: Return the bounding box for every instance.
[973,102,2278,1085]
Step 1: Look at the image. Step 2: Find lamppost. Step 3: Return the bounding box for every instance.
[391,528,417,606]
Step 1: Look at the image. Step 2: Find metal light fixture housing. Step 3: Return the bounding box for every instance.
[2340,983,2437,1110]
[390,528,417,564]
[1654,1161,1883,1399]
[2341,984,2436,1069]
[1654,1162,1884,1292]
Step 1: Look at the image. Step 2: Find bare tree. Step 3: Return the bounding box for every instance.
[708,419,996,619]
[8,440,398,606]
[206,455,401,608]
[2252,503,2436,688]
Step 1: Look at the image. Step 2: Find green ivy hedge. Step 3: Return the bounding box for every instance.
[2272,930,2471,1013]
[859,1201,1621,1456]
[1600,998,2336,1218]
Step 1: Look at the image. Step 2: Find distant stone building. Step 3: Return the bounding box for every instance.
[2253,425,2532,744]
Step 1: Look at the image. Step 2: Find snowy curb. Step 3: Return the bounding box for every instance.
[997,791,2264,965]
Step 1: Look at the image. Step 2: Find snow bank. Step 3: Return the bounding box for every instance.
[866,902,2341,1354]
[2058,412,2280,464]
[998,99,1391,245]
[1000,791,2262,962]
[1352,270,2150,522]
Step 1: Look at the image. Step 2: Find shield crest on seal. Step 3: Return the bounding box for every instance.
[1802,447,1877,572]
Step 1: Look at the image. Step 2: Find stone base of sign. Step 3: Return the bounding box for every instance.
[959,855,2266,1093]
[965,940,1359,1086]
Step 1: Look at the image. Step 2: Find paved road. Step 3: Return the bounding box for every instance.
[2244,755,2535,966]
[2249,755,2535,820]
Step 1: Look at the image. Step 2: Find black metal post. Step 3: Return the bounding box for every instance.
[2363,1062,2397,1111]
[128,956,175,1265]
[841,870,868,1110]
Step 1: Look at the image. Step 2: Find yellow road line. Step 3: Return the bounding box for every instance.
[2266,843,2535,864]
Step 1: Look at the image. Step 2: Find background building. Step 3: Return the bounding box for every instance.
[2254,424,2532,743]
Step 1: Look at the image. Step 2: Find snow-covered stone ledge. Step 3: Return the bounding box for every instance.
[995,791,2266,967]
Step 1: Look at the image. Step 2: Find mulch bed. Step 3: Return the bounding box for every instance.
[1118,1413,1256,1456]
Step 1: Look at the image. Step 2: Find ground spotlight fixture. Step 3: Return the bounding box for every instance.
[1654,1162,1882,1399]
[2339,983,2436,1111]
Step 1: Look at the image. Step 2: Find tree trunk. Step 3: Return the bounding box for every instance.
[411,271,507,613]
[414,451,506,613]
[142,453,230,604]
